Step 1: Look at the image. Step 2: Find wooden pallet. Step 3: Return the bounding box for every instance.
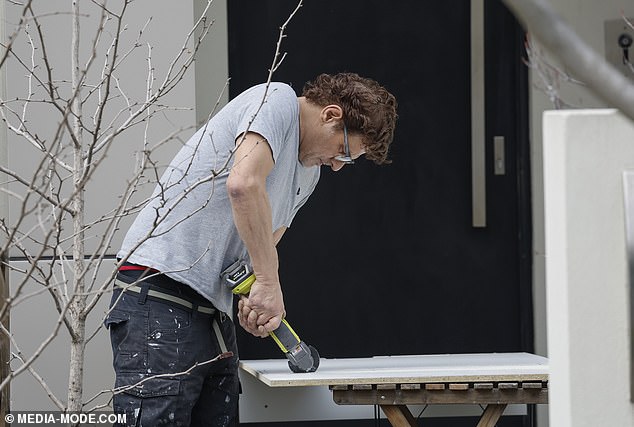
[331,381,547,427]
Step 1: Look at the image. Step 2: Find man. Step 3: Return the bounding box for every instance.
[106,72,397,426]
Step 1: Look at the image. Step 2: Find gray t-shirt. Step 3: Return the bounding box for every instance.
[118,82,320,314]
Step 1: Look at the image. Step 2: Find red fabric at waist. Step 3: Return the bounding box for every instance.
[119,263,159,274]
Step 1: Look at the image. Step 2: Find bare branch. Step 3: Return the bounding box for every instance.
[0,0,305,415]
[0,322,65,410]
[83,351,234,411]
[502,0,634,121]
[523,33,583,109]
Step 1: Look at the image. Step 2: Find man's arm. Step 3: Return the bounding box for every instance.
[227,131,284,337]
[273,226,287,245]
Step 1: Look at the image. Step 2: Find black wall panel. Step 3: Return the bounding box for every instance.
[228,1,532,426]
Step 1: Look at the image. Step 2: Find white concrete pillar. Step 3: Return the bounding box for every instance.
[543,109,634,426]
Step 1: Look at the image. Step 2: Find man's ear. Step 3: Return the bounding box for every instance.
[320,105,343,123]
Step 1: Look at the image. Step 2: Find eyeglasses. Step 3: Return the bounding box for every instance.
[334,123,355,165]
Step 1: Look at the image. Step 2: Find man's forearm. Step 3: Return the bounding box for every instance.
[227,131,279,288]
[229,177,286,334]
[228,179,279,283]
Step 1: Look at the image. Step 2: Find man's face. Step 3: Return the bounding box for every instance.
[299,123,366,171]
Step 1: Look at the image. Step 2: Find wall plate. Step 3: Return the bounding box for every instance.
[605,18,634,79]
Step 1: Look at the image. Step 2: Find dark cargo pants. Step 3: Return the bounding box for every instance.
[105,271,239,427]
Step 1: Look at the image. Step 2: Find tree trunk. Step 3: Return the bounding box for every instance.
[67,0,86,415]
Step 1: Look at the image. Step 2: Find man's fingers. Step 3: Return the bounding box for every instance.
[237,309,267,338]
[260,314,282,333]
[246,307,259,329]
[237,299,249,324]
[238,297,284,338]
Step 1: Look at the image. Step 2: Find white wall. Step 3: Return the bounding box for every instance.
[194,0,229,126]
[542,109,634,426]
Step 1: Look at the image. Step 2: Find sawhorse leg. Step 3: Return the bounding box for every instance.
[380,405,418,427]
[476,404,507,427]
[379,403,508,427]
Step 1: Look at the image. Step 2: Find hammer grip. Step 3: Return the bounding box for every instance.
[270,319,301,353]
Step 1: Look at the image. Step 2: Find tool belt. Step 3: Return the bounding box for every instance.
[116,263,216,315]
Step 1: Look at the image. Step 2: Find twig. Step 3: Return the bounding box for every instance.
[503,0,634,121]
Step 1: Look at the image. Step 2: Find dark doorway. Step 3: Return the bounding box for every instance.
[228,1,532,426]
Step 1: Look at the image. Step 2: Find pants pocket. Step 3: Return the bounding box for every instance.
[146,305,195,374]
[113,373,184,427]
[105,307,149,373]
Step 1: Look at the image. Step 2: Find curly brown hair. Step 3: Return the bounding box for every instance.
[301,73,397,164]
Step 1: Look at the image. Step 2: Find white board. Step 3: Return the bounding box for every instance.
[240,352,549,387]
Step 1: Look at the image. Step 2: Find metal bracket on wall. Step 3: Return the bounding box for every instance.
[622,170,634,402]
[471,0,486,227]
[494,136,505,176]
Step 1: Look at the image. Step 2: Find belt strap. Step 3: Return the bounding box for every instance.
[115,280,215,315]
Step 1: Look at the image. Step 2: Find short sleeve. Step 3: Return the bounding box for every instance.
[233,83,298,163]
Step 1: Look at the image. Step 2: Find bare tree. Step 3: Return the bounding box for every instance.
[0,0,301,418]
[0,0,221,415]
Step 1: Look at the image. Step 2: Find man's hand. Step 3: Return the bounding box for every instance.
[237,279,285,338]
